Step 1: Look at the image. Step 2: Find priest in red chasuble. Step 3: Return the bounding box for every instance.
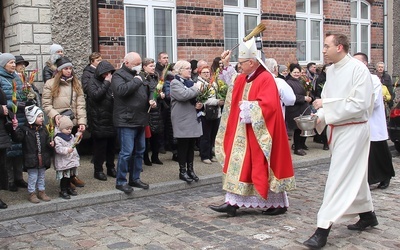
[209,37,295,217]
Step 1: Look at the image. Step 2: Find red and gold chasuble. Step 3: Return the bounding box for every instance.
[215,66,295,200]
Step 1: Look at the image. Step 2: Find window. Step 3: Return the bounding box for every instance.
[125,0,176,61]
[296,0,323,64]
[350,0,370,59]
[224,1,260,62]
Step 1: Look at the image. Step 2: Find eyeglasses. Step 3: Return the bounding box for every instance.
[237,59,250,65]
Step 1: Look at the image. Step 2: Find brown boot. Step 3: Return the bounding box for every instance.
[37,191,51,202]
[70,176,85,187]
[28,192,40,204]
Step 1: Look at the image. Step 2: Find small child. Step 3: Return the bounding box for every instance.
[54,116,81,199]
[12,105,53,203]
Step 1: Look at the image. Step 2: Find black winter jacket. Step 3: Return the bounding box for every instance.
[87,61,116,138]
[0,88,12,149]
[12,124,53,170]
[285,75,311,130]
[111,64,153,128]
[139,72,164,134]
[81,64,96,94]
[42,62,55,84]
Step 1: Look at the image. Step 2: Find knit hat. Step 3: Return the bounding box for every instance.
[0,53,16,67]
[25,105,43,125]
[56,57,73,71]
[49,43,64,55]
[58,115,73,131]
[278,65,288,74]
[15,55,29,67]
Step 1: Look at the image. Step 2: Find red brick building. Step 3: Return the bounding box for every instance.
[95,0,384,68]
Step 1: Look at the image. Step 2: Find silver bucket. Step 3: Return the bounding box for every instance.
[294,115,318,137]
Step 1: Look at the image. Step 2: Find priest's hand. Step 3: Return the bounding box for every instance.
[313,99,322,110]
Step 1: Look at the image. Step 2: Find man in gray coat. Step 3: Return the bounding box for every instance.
[111,52,156,194]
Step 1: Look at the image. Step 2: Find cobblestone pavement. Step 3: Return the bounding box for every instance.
[0,159,399,249]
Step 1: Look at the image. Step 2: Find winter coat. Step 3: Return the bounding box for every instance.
[170,76,202,138]
[139,71,164,134]
[42,61,56,84]
[81,64,96,94]
[11,124,53,170]
[87,61,116,138]
[285,75,311,130]
[54,133,80,171]
[111,64,153,128]
[0,67,28,157]
[0,88,12,149]
[42,77,87,126]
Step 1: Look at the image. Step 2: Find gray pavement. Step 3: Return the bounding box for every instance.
[0,140,398,249]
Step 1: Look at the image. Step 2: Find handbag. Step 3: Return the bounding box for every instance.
[60,108,75,120]
[60,84,75,120]
[205,105,219,120]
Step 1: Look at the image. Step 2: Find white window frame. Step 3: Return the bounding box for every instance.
[296,0,323,64]
[124,0,177,61]
[350,0,371,60]
[223,1,260,62]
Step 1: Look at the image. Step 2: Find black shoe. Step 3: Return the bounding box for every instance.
[107,168,117,178]
[116,184,133,194]
[302,145,309,150]
[8,183,18,192]
[67,188,78,196]
[0,199,7,209]
[347,213,378,231]
[151,157,163,165]
[129,179,149,189]
[144,158,152,166]
[323,144,329,150]
[261,207,287,216]
[179,172,193,183]
[377,179,390,189]
[59,191,71,199]
[303,232,328,249]
[15,179,28,188]
[294,149,307,156]
[209,203,238,217]
[172,153,178,162]
[94,172,107,181]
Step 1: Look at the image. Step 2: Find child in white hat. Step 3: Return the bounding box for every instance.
[12,105,54,203]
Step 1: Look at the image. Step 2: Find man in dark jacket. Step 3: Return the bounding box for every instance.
[111,52,156,194]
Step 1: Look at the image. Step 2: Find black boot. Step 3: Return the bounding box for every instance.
[187,162,199,182]
[59,178,71,199]
[143,150,152,166]
[303,226,331,249]
[347,211,378,230]
[179,164,193,183]
[151,155,163,165]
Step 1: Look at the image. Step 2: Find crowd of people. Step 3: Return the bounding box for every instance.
[0,33,397,249]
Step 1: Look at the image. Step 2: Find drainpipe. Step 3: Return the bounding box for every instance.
[0,0,3,51]
[91,0,99,52]
[384,0,388,71]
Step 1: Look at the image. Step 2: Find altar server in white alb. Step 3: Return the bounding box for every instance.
[353,52,395,190]
[303,32,378,249]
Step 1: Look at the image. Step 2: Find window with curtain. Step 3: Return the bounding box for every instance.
[296,0,323,64]
[350,0,370,59]
[224,1,259,62]
[125,1,175,61]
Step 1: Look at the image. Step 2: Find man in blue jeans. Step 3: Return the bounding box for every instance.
[111,52,156,194]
